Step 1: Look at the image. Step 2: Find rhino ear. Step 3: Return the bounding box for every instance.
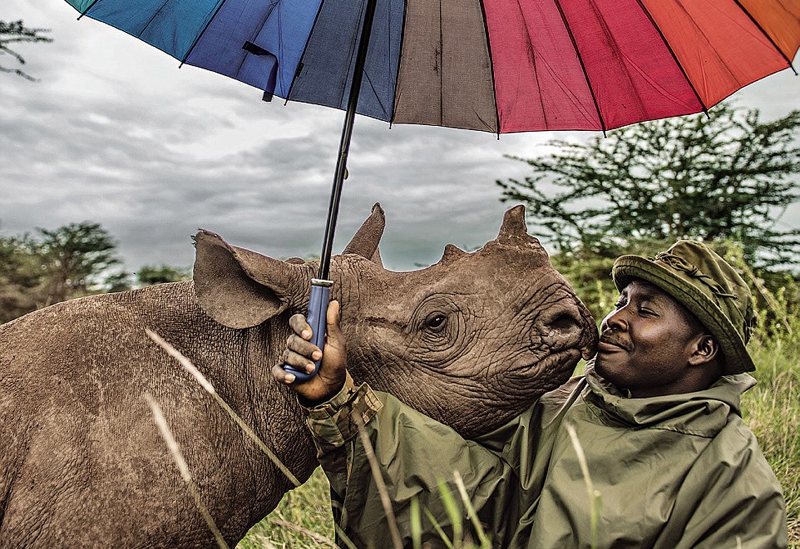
[496,205,543,249]
[193,230,305,329]
[343,203,385,266]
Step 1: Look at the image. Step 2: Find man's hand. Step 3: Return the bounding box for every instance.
[272,300,347,404]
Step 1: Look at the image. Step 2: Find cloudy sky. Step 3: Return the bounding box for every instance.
[2,1,799,275]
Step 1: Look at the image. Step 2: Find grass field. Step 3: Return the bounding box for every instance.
[745,337,800,546]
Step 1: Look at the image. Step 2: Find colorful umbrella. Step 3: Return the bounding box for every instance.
[66,0,799,132]
[64,0,800,378]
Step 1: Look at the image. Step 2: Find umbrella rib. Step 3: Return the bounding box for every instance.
[439,0,444,127]
[341,6,366,107]
[179,0,232,67]
[140,0,179,49]
[76,0,101,19]
[477,0,501,135]
[551,0,607,134]
[389,0,409,125]
[633,0,708,114]
[286,0,330,101]
[731,0,798,74]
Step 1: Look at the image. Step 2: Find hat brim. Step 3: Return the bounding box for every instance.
[612,256,755,374]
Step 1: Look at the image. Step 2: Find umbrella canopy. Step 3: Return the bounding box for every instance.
[63,0,799,380]
[67,0,799,134]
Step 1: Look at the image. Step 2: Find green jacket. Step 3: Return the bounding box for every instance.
[305,365,787,548]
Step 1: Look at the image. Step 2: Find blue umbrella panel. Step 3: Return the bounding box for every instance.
[68,0,403,122]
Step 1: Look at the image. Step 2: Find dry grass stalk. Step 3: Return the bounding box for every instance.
[145,328,301,487]
[334,522,360,549]
[453,471,491,548]
[566,422,602,549]
[354,413,404,549]
[267,518,338,548]
[145,394,230,549]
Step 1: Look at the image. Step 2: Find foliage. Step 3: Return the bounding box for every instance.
[30,222,122,305]
[0,222,190,323]
[0,235,42,322]
[0,20,52,81]
[498,105,800,267]
[136,264,191,286]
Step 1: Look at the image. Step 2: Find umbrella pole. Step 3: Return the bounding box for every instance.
[317,0,378,281]
[285,0,377,382]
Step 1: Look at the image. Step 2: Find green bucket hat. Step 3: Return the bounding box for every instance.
[612,240,755,374]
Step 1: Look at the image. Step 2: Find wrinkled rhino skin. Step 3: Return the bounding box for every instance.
[0,205,597,548]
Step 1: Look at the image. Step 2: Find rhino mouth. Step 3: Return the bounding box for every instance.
[580,325,599,359]
[492,348,585,404]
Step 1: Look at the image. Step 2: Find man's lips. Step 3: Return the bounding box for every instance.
[598,333,631,352]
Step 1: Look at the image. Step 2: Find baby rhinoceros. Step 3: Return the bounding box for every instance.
[0,204,597,548]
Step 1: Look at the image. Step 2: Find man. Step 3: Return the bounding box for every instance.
[273,240,787,548]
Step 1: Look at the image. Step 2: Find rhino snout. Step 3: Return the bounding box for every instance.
[539,306,598,360]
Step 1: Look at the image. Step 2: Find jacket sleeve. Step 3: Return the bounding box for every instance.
[304,373,522,549]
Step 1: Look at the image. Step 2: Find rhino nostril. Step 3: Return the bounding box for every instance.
[547,312,581,334]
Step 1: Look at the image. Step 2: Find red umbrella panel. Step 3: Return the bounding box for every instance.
[397,0,800,133]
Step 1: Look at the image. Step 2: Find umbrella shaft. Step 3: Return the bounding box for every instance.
[318,0,378,281]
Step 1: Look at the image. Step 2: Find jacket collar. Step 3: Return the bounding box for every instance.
[581,360,756,436]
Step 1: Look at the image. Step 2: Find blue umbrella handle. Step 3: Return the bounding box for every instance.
[283,279,332,382]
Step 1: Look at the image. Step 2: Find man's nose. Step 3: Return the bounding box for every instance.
[603,307,628,332]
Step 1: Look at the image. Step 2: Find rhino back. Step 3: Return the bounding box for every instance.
[0,283,312,547]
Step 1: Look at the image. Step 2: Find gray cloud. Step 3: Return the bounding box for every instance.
[2,0,798,276]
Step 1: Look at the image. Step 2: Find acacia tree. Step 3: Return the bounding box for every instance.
[497,104,800,267]
[0,235,42,322]
[0,20,52,81]
[0,223,196,323]
[0,223,121,320]
[135,265,191,286]
[29,222,122,306]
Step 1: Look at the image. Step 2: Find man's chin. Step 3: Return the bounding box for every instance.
[593,355,621,383]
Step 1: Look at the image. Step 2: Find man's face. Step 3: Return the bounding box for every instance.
[594,279,707,397]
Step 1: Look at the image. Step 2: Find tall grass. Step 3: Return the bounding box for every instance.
[745,340,800,546]
[236,470,336,549]
[742,283,800,547]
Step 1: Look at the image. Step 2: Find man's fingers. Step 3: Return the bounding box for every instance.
[325,301,342,346]
[286,333,322,361]
[289,313,312,340]
[283,348,317,373]
[273,301,347,403]
[326,300,340,328]
[271,363,295,384]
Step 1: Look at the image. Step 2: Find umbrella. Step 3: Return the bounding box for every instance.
[63,0,800,379]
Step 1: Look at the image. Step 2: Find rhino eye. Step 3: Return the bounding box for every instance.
[425,313,447,331]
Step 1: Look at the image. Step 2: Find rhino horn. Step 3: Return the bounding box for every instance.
[496,205,543,249]
[193,230,305,329]
[439,244,467,265]
[343,203,385,266]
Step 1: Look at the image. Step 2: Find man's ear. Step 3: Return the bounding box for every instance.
[689,334,720,366]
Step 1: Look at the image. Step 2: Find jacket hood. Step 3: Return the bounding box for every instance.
[583,361,756,437]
